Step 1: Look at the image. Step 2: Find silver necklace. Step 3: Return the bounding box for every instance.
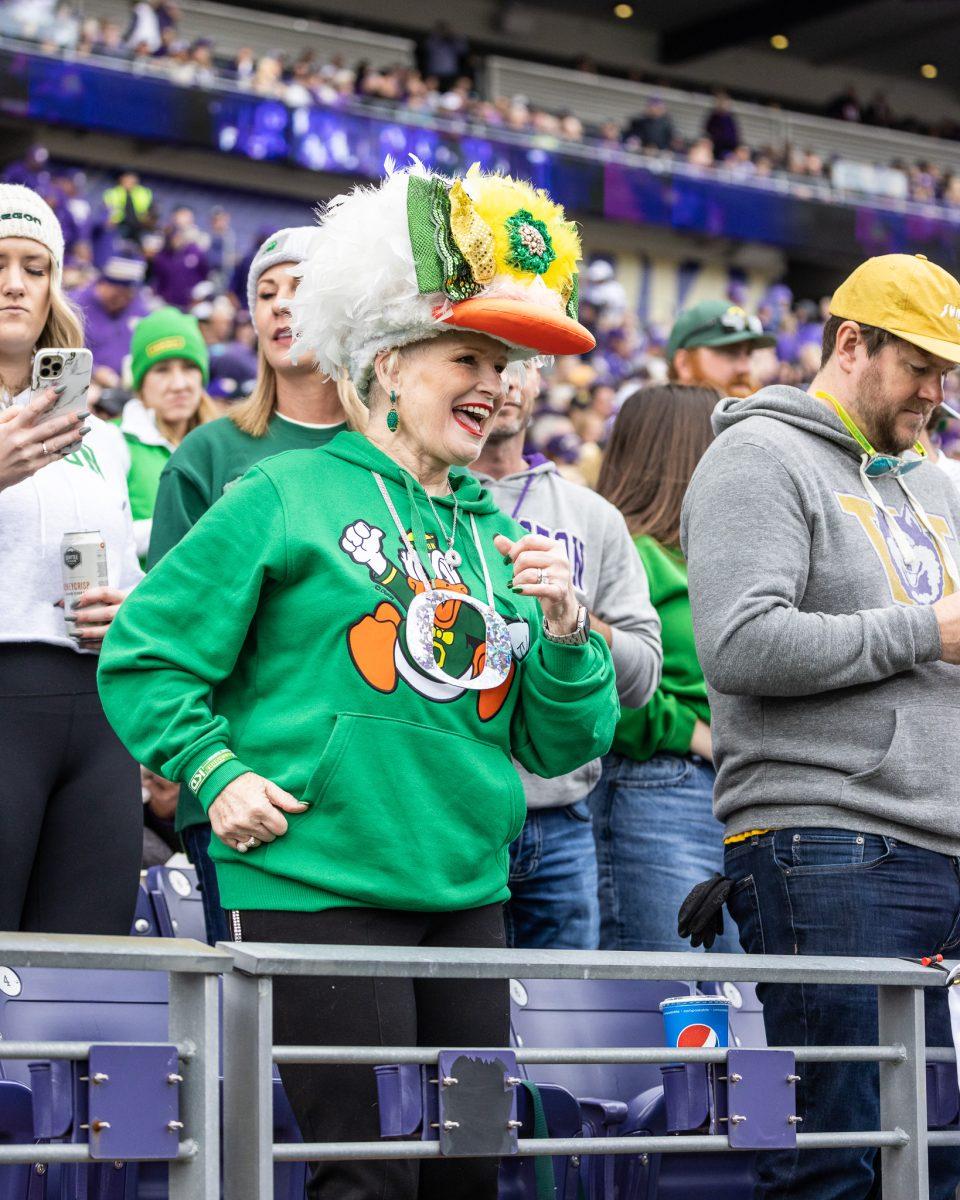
[423,486,461,568]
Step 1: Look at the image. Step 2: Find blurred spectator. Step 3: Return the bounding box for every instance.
[92,18,129,59]
[2,144,51,191]
[826,85,862,123]
[149,215,210,308]
[102,170,155,246]
[70,252,152,382]
[418,20,468,90]
[704,92,739,161]
[623,97,674,152]
[667,300,775,399]
[124,0,163,52]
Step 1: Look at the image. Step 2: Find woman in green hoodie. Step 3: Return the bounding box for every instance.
[98,165,616,1200]
[592,383,740,953]
[119,306,218,562]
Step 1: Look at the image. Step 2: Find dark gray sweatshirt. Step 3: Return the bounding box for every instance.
[681,385,960,855]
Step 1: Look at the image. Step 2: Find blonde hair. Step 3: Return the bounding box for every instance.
[0,268,85,396]
[39,278,84,351]
[230,350,367,438]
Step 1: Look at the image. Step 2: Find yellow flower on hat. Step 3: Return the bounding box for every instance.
[462,167,581,305]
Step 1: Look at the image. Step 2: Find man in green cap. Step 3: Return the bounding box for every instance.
[667,299,775,398]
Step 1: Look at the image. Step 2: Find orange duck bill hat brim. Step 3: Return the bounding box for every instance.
[440,296,596,356]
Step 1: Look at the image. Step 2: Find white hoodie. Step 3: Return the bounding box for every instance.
[0,392,142,654]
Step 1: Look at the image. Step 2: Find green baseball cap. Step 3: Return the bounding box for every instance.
[666,299,775,365]
[130,306,210,391]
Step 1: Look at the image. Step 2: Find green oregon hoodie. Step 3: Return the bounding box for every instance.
[98,431,618,912]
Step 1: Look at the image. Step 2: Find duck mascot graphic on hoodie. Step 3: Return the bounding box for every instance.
[340,519,530,718]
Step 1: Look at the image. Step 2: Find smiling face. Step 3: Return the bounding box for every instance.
[0,238,53,360]
[373,332,509,468]
[853,339,955,454]
[254,261,314,375]
[140,357,204,427]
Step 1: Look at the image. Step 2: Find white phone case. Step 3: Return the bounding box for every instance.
[31,348,93,417]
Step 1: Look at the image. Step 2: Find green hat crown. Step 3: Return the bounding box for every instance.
[130,307,209,391]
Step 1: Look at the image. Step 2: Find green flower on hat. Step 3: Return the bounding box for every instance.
[505,209,556,276]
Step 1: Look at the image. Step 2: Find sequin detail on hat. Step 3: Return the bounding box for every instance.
[449,180,496,287]
[429,180,482,302]
[505,209,556,276]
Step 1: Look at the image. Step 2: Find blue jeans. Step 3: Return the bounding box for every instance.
[505,801,600,949]
[181,823,228,946]
[725,828,960,1200]
[588,751,739,953]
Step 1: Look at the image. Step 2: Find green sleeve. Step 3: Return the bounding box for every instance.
[613,691,698,761]
[98,466,287,811]
[147,463,213,569]
[510,629,619,777]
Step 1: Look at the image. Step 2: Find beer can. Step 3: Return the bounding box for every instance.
[60,530,108,620]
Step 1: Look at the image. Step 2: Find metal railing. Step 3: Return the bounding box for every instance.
[221,943,960,1200]
[0,932,230,1200]
[0,934,955,1199]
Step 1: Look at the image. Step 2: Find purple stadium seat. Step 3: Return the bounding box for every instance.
[0,1080,36,1200]
[145,867,205,943]
[510,978,697,1101]
[130,885,160,938]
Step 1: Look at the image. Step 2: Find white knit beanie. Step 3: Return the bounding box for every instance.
[246,226,317,316]
[0,184,64,280]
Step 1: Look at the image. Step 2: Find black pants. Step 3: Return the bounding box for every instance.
[0,644,142,933]
[236,904,509,1200]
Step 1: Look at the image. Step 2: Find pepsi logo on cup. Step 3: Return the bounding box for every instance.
[676,1022,721,1048]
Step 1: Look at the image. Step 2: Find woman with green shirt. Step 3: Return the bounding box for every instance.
[146,227,360,943]
[98,165,616,1200]
[591,383,739,952]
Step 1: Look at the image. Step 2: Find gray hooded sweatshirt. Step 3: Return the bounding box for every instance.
[680,385,960,855]
[474,457,662,808]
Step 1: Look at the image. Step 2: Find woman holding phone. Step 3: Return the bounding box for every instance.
[0,184,143,933]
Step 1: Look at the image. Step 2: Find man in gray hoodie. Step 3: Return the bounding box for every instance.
[682,253,960,1199]
[473,362,662,948]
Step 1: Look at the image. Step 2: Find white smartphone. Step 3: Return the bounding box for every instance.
[31,348,93,417]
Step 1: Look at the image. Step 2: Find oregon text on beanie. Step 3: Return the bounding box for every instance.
[130,307,209,390]
[246,227,318,316]
[0,184,65,279]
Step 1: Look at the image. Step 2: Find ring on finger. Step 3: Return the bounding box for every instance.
[536,568,544,585]
[245,835,260,849]
[235,840,248,853]
[41,441,48,457]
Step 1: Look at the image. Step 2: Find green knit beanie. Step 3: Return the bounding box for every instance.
[130,307,209,391]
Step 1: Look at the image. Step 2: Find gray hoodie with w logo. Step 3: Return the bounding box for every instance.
[681,385,960,854]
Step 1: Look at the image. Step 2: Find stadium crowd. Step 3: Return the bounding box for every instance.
[5,2,960,211]
[2,149,960,1200]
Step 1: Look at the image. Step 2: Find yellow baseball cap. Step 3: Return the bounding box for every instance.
[829,253,960,365]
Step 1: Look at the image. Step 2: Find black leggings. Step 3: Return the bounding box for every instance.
[236,904,509,1200]
[0,644,142,933]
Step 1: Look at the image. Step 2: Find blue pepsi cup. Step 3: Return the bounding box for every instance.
[659,996,730,1050]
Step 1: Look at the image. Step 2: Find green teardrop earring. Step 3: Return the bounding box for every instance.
[386,389,399,433]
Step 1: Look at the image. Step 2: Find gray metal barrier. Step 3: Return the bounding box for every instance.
[0,932,229,1200]
[221,944,960,1200]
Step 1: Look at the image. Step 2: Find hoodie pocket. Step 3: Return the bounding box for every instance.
[840,705,960,814]
[264,713,526,910]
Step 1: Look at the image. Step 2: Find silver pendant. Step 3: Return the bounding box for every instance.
[443,548,462,568]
